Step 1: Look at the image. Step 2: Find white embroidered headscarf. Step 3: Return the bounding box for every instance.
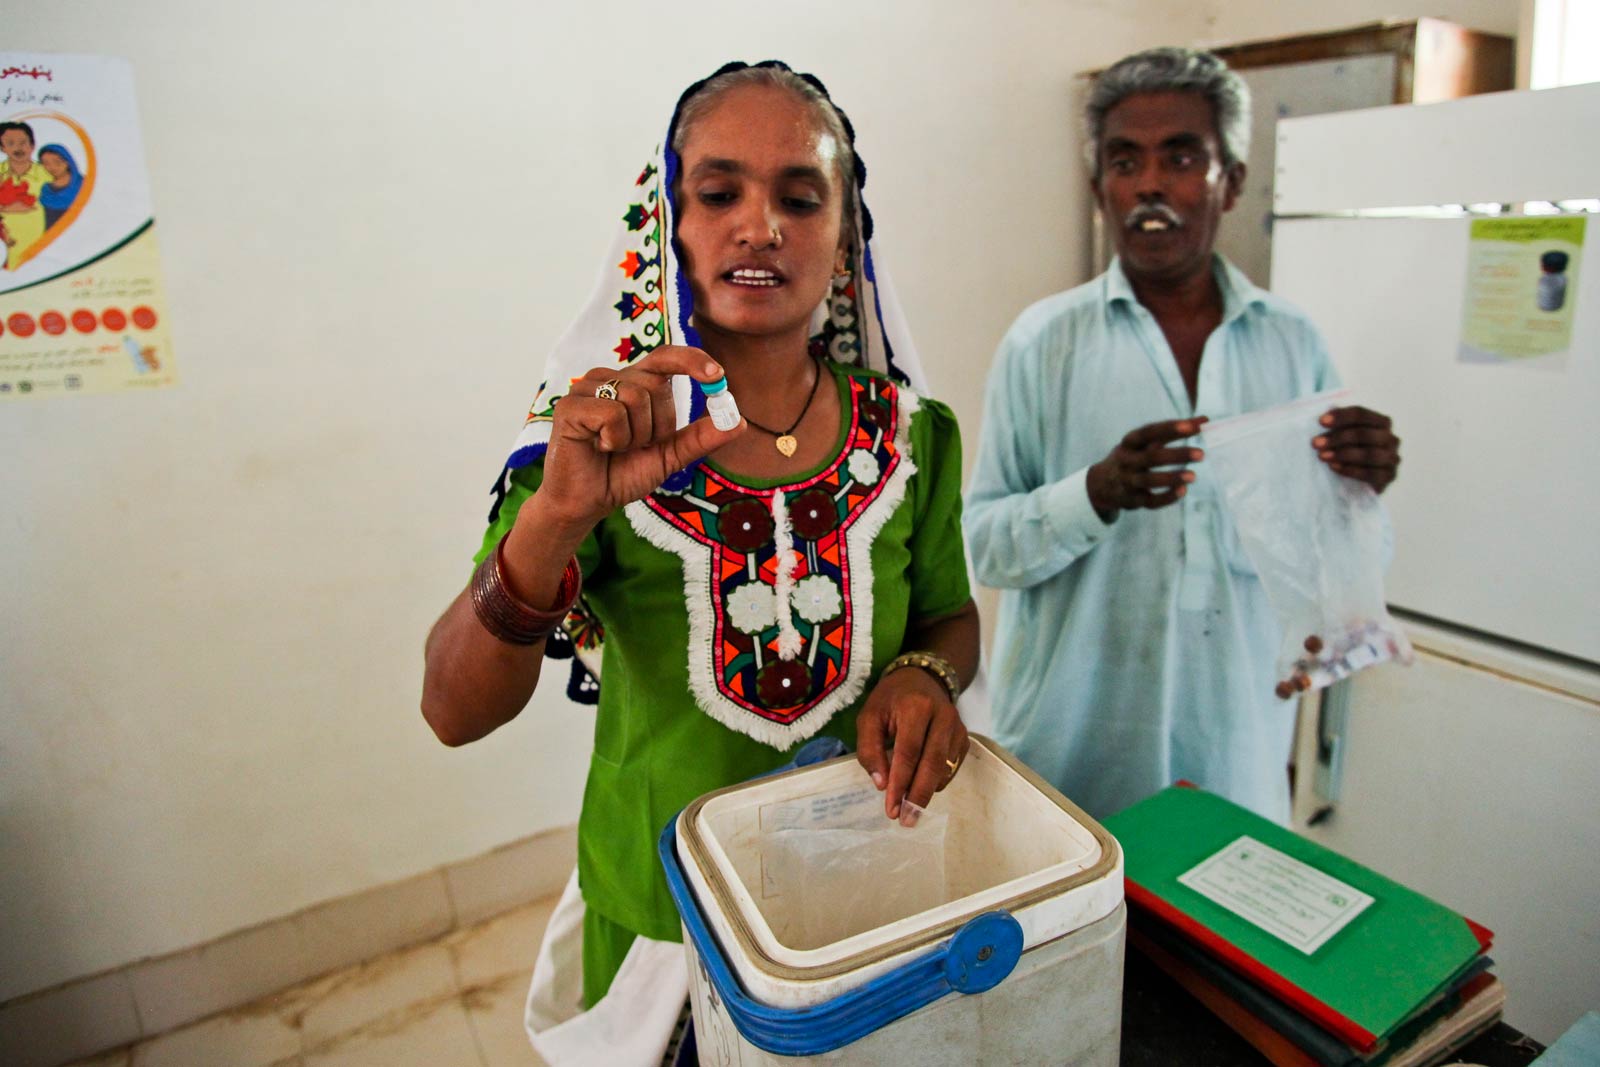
[490,61,952,741]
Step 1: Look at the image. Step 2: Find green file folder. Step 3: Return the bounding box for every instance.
[1103,785,1492,1052]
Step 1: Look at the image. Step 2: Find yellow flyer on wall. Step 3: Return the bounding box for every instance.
[1459,215,1585,368]
[0,53,175,398]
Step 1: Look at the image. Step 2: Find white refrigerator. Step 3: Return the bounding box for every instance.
[1269,83,1600,1044]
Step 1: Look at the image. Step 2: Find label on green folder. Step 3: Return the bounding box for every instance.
[1105,786,1490,1047]
[1179,835,1374,955]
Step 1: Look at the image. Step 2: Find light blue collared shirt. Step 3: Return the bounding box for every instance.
[964,256,1341,823]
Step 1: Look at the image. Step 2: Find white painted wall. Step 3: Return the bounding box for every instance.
[0,0,1223,1000]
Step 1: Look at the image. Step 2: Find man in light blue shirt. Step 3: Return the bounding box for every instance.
[964,48,1402,822]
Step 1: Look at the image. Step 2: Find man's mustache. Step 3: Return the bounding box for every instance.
[1124,203,1184,229]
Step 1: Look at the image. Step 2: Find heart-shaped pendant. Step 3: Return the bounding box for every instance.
[775,434,798,457]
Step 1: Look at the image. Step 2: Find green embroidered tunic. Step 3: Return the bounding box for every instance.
[476,362,969,987]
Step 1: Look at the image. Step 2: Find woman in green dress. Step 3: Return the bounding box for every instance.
[421,61,979,1058]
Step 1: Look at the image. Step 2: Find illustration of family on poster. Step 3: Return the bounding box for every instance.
[0,52,175,397]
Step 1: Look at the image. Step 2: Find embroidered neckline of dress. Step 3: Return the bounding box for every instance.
[625,368,921,750]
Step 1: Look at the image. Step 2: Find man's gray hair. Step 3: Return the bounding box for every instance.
[1084,47,1251,180]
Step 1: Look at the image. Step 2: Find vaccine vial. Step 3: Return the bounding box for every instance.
[701,375,742,431]
[1538,251,1569,312]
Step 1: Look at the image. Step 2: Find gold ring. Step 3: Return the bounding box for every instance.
[594,379,622,401]
[945,758,959,775]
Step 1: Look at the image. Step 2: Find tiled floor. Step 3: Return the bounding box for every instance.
[67,895,558,1067]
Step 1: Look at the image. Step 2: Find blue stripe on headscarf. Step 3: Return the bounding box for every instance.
[863,245,908,385]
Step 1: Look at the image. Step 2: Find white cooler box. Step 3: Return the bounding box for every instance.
[657,735,1126,1065]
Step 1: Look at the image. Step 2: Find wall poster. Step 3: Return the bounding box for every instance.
[1459,215,1585,367]
[1,52,175,398]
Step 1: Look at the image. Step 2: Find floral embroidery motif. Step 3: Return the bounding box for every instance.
[727,582,780,634]
[625,372,919,749]
[757,660,812,708]
[793,574,843,623]
[718,498,775,552]
[789,488,839,539]
[846,449,881,486]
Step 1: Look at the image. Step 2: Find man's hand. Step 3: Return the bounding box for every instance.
[1085,417,1207,523]
[1314,406,1400,493]
[856,668,969,825]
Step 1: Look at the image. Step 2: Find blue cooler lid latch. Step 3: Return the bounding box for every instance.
[943,910,1024,994]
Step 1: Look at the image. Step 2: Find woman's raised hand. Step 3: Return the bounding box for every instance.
[535,346,744,531]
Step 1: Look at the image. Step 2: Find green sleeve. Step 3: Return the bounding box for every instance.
[906,396,972,619]
[471,462,604,579]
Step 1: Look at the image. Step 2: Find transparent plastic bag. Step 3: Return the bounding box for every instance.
[1201,389,1413,698]
[757,783,949,950]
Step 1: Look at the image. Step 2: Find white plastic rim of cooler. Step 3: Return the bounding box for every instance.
[679,735,1124,1009]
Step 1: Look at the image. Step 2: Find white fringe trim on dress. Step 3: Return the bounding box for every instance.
[770,493,804,661]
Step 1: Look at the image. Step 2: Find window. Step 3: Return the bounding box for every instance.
[1527,0,1600,88]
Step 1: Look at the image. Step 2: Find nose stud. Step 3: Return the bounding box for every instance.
[739,224,782,249]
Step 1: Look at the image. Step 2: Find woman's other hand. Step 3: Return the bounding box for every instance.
[856,668,969,825]
[535,345,745,533]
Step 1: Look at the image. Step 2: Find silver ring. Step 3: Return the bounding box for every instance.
[594,379,622,402]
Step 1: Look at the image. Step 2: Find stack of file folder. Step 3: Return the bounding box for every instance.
[1103,785,1503,1067]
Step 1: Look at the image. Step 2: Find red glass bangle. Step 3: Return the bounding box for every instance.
[470,536,582,645]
